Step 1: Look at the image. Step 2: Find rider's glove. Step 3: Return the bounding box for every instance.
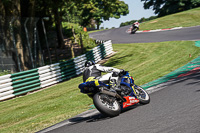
[120,69,125,73]
[119,69,125,76]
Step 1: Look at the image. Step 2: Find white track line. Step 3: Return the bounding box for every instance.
[126,27,183,33]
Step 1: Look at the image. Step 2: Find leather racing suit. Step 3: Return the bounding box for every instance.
[83,64,121,83]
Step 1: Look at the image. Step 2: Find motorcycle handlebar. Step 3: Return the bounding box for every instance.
[111,70,128,77]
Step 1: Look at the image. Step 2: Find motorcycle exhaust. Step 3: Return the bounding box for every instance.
[100,87,125,102]
[101,89,117,97]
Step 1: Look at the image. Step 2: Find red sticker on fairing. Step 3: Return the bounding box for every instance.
[123,96,139,108]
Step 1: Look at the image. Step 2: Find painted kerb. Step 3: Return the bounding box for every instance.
[0,40,113,101]
[141,41,200,89]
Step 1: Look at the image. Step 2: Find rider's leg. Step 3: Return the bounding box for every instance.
[109,76,122,91]
[98,73,122,91]
[98,73,112,84]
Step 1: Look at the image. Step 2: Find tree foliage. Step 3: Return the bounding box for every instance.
[63,0,129,29]
[92,0,129,29]
[141,0,200,17]
[120,16,157,27]
[0,0,130,59]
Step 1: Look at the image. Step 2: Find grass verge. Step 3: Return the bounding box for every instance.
[0,41,199,133]
[0,70,11,76]
[140,7,200,30]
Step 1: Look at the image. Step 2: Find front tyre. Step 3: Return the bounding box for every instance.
[93,92,121,117]
[135,86,150,104]
[131,28,137,34]
[131,27,138,34]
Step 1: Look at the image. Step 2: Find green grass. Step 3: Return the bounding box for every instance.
[0,41,199,133]
[104,41,200,85]
[87,28,109,34]
[0,77,92,133]
[0,70,11,76]
[89,7,200,33]
[140,7,200,30]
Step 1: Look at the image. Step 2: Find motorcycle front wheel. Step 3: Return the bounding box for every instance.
[93,92,121,117]
[131,28,137,34]
[135,86,150,104]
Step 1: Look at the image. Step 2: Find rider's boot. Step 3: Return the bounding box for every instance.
[110,79,122,92]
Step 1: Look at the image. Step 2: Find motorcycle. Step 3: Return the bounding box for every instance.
[78,71,150,117]
[131,22,140,34]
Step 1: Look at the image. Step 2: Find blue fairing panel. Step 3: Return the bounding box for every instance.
[78,81,109,94]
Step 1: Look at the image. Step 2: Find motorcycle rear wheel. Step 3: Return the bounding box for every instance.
[135,86,150,104]
[93,92,121,117]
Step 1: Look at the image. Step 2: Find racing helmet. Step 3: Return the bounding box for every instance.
[85,60,95,67]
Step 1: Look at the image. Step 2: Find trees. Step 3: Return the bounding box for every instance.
[141,0,200,17]
[68,0,129,29]
[1,0,129,48]
[92,0,129,29]
[119,15,157,27]
[0,0,130,71]
[1,0,28,71]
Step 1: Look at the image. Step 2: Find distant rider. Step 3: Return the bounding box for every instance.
[132,21,140,30]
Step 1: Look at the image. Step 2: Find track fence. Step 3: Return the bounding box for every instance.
[0,40,114,101]
[0,16,92,73]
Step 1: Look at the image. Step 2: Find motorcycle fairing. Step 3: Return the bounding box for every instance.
[120,74,138,98]
[120,73,140,108]
[122,96,139,108]
[79,80,109,94]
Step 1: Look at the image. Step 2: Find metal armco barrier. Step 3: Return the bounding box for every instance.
[0,40,113,101]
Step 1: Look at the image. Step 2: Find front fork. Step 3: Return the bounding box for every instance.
[131,84,139,99]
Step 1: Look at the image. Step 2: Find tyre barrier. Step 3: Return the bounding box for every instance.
[0,40,114,101]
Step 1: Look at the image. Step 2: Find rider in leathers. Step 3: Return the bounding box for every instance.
[83,60,124,91]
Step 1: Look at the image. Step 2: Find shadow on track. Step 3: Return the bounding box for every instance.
[68,103,142,124]
[68,113,108,124]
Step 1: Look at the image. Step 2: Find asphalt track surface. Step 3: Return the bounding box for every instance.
[89,25,200,44]
[39,26,200,133]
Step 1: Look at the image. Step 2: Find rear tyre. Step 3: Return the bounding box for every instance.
[93,92,121,117]
[135,86,150,104]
